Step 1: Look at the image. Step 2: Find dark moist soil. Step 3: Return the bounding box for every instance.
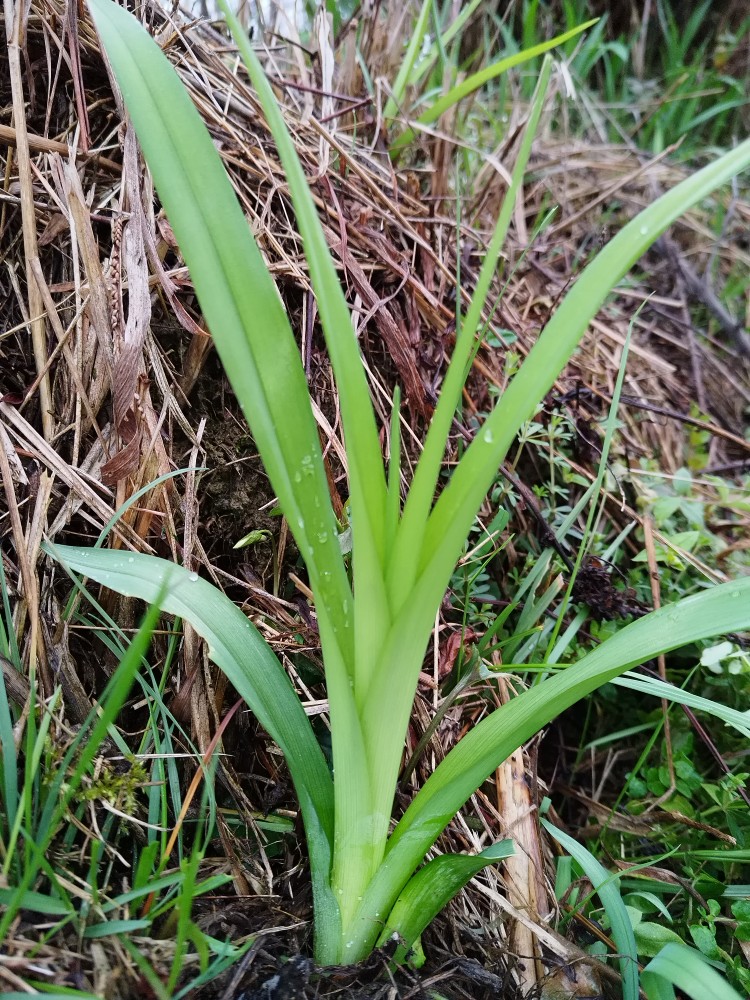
[192,355,284,586]
[189,899,524,1000]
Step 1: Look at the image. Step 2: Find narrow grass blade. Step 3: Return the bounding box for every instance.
[542,818,639,1000]
[83,919,152,937]
[87,0,354,668]
[0,597,158,942]
[0,656,18,838]
[613,674,750,737]
[415,0,485,78]
[641,944,744,1000]
[1,995,101,1000]
[0,888,71,916]
[390,21,597,153]
[383,0,431,120]
[44,542,339,949]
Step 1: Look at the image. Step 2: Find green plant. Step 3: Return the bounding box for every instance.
[44,0,750,969]
[0,550,253,996]
[505,0,750,153]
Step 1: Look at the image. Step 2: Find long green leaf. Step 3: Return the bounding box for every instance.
[357,59,550,897]
[216,0,391,695]
[377,839,514,962]
[386,56,552,616]
[642,944,744,1000]
[542,818,639,1000]
[344,579,750,956]
[87,0,354,670]
[390,21,597,153]
[416,138,750,642]
[214,1,396,932]
[44,542,339,953]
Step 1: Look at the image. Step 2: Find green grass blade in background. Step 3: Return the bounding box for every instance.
[613,674,750,734]
[45,542,340,949]
[642,944,744,1000]
[87,0,353,669]
[382,0,431,120]
[414,0,484,82]
[542,818,639,1000]
[390,21,597,153]
[0,658,18,840]
[0,598,158,942]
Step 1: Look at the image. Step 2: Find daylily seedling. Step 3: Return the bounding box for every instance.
[49,0,750,969]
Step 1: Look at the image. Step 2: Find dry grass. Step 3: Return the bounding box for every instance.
[1,0,749,995]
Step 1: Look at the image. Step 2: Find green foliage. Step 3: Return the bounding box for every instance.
[39,0,750,982]
[642,942,746,1000]
[502,0,750,154]
[0,569,256,995]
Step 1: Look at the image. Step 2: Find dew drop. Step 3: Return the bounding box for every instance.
[188,572,199,582]
[127,557,134,564]
[345,942,353,949]
[294,471,302,484]
[317,532,328,544]
[640,224,648,236]
[483,428,494,444]
[731,590,740,598]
